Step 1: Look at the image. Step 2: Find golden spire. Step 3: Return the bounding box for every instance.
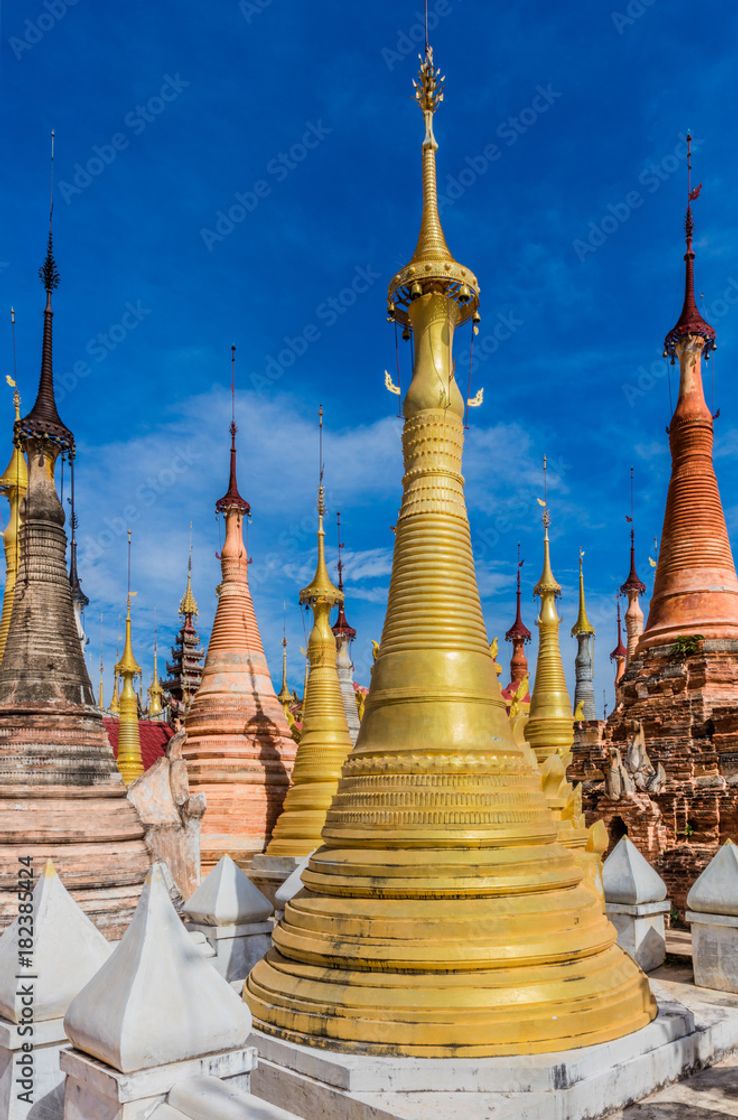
[527,470,574,764]
[247,53,652,1054]
[387,46,479,347]
[147,633,164,719]
[265,408,353,857]
[109,660,120,715]
[277,630,292,708]
[115,531,143,784]
[0,362,28,663]
[572,548,595,637]
[179,529,198,616]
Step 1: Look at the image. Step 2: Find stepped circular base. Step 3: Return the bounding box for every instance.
[249,952,654,1057]
[245,841,656,1056]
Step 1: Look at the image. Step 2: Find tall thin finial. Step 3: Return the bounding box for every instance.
[424,0,429,52]
[318,404,325,516]
[230,344,236,429]
[542,454,551,533]
[687,130,693,204]
[39,130,59,295]
[629,465,634,522]
[9,308,17,386]
[336,511,344,592]
[516,541,522,596]
[664,129,714,359]
[127,528,132,609]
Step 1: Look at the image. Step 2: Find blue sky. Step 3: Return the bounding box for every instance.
[2,0,738,714]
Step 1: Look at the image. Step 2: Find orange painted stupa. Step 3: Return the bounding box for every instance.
[641,135,738,650]
[0,195,150,937]
[183,348,296,870]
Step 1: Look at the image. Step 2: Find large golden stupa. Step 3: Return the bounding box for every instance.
[246,44,654,1056]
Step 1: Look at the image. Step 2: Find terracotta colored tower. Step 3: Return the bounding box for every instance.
[331,512,360,745]
[621,527,646,662]
[503,544,531,694]
[572,139,738,913]
[610,599,627,689]
[641,139,738,650]
[0,201,149,936]
[183,351,296,870]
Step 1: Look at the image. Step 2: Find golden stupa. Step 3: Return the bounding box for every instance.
[526,493,608,899]
[246,43,653,1057]
[265,419,354,857]
[0,379,28,663]
[115,533,144,784]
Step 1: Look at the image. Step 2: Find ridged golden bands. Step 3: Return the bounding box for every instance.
[343,752,529,774]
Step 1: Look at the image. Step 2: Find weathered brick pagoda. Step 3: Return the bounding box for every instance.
[164,544,204,719]
[182,354,296,870]
[0,222,150,937]
[572,140,738,911]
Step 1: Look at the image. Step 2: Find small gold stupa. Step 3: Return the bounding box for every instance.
[115,532,143,784]
[265,412,353,857]
[246,43,654,1055]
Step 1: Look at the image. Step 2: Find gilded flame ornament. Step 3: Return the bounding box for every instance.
[246,44,654,1056]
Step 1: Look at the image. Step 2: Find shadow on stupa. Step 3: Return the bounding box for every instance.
[244,658,289,840]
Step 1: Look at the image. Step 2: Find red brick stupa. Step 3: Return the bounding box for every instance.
[572,137,738,910]
[0,196,149,936]
[182,349,296,870]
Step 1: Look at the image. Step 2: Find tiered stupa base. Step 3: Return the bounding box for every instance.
[0,710,150,938]
[249,974,738,1120]
[571,638,738,912]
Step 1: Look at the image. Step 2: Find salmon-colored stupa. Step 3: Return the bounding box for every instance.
[183,350,296,871]
[0,211,150,937]
[572,137,738,911]
[641,148,738,649]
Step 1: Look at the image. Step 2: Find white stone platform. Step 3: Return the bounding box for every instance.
[249,969,738,1120]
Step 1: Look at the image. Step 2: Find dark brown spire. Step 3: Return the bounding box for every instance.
[610,598,627,662]
[505,547,531,644]
[332,511,356,641]
[215,346,250,515]
[664,134,716,360]
[620,528,646,596]
[17,161,73,453]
